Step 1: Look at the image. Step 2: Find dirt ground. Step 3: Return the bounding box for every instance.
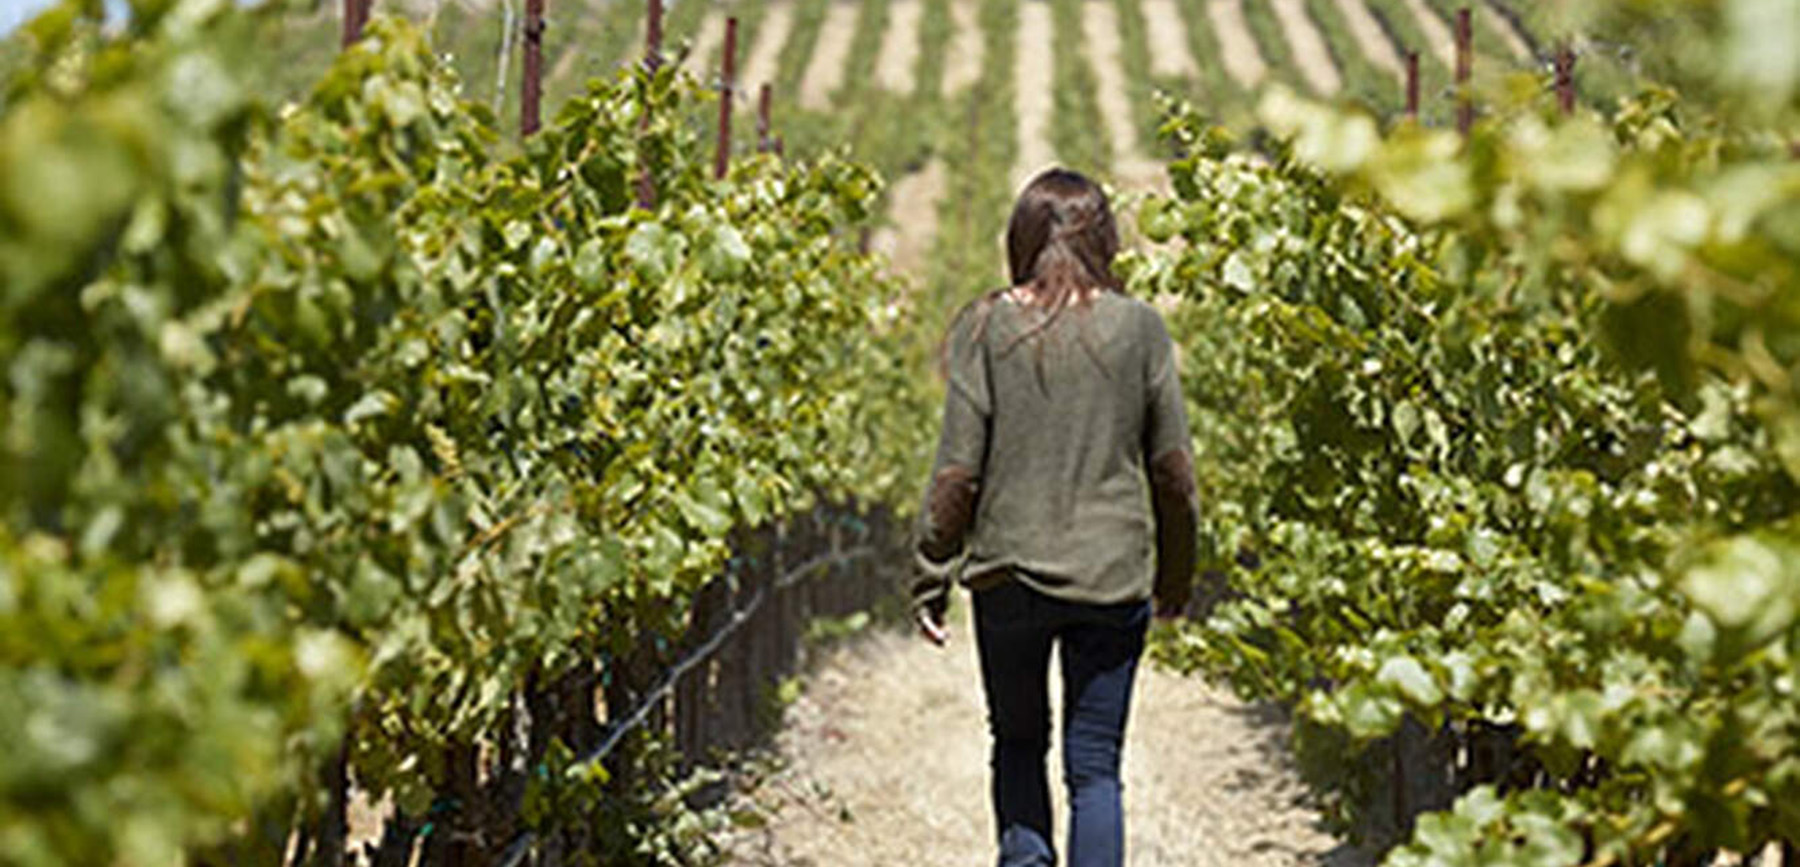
[1271,0,1343,93]
[685,10,729,74]
[1332,0,1402,76]
[1397,0,1456,68]
[1012,1,1057,190]
[719,614,1369,866]
[1479,3,1533,62]
[738,1,794,103]
[1081,0,1164,189]
[871,160,946,275]
[874,0,922,93]
[1207,0,1269,88]
[800,1,859,109]
[942,0,984,96]
[1142,0,1200,79]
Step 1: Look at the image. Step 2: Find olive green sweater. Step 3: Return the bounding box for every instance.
[911,290,1197,612]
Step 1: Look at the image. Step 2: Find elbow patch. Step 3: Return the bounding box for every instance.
[921,465,980,562]
[1149,449,1196,505]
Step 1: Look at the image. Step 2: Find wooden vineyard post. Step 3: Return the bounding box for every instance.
[1455,7,1473,136]
[1555,43,1576,115]
[644,0,664,73]
[762,525,787,718]
[715,18,739,180]
[676,579,730,767]
[722,542,767,749]
[637,0,663,209]
[521,0,545,137]
[1405,51,1420,120]
[774,561,796,689]
[307,741,350,867]
[827,514,845,617]
[341,0,368,48]
[757,83,774,153]
[445,740,485,866]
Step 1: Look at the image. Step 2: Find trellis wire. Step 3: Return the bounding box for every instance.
[491,544,878,867]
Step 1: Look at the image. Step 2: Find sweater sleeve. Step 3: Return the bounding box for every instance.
[1143,307,1198,610]
[1143,308,1192,465]
[911,306,992,616]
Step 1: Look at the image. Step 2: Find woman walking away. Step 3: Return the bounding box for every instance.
[910,167,1199,867]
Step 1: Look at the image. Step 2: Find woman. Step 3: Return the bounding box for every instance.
[911,167,1198,867]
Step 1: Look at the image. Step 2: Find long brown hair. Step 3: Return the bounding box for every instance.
[1006,167,1122,306]
[941,168,1122,380]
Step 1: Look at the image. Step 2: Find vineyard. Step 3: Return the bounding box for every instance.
[2,0,1798,865]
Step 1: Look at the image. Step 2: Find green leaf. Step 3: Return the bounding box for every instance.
[673,478,732,537]
[1392,401,1420,445]
[529,236,559,276]
[1138,198,1181,243]
[700,224,751,282]
[1377,654,1444,707]
[733,473,769,526]
[1556,690,1604,750]
[1682,533,1800,645]
[1515,117,1616,193]
[344,390,396,425]
[1721,0,1800,108]
[625,221,684,283]
[1438,650,1477,702]
[164,50,246,129]
[1220,251,1255,293]
[1339,682,1404,739]
[574,238,609,291]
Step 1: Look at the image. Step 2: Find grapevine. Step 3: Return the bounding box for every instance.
[0,4,928,863]
[1136,14,1800,856]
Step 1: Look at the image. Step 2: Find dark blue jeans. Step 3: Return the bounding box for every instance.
[973,578,1150,867]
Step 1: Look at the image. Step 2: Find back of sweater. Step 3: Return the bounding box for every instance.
[911,290,1196,611]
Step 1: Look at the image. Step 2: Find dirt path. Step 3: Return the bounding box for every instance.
[1398,0,1455,68]
[721,618,1366,866]
[943,0,984,96]
[739,1,794,105]
[1083,0,1163,188]
[1141,0,1200,79]
[1270,0,1343,93]
[800,1,860,109]
[715,4,1354,861]
[871,160,946,275]
[1331,0,1402,76]
[1013,0,1056,190]
[1207,0,1269,88]
[875,0,923,93]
